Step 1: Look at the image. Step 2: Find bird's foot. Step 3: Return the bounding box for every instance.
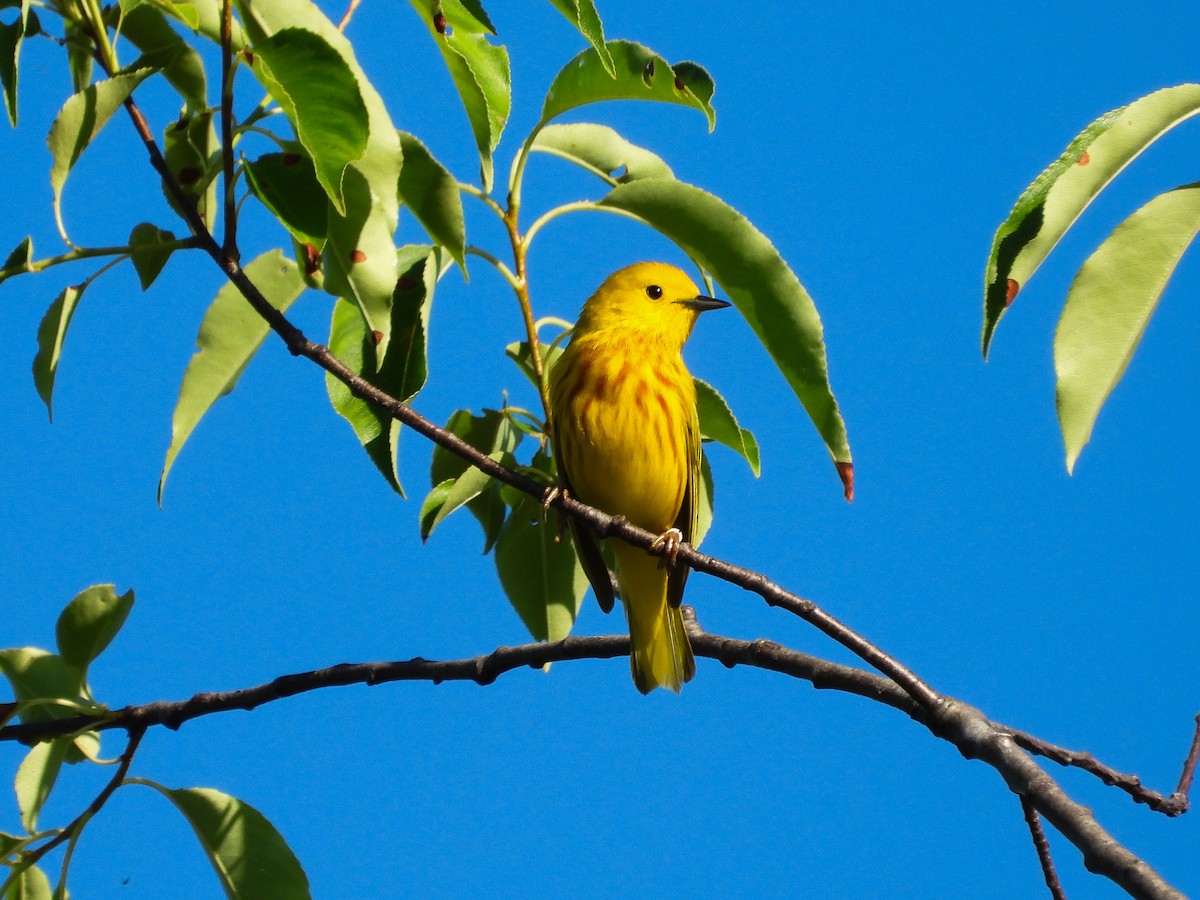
[542,486,564,511]
[650,527,684,569]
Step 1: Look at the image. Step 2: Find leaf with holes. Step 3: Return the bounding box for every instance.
[531,122,673,184]
[162,110,218,230]
[983,83,1200,354]
[541,40,714,130]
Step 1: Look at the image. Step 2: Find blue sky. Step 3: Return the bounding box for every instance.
[3,2,1199,897]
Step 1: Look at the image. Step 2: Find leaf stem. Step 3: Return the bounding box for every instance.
[464,246,519,289]
[457,181,506,220]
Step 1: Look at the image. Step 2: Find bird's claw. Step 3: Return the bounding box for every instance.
[650,527,684,569]
[542,486,564,511]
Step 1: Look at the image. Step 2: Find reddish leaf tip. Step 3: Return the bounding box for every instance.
[1005,278,1020,307]
[836,461,854,502]
[302,243,320,274]
[350,250,368,264]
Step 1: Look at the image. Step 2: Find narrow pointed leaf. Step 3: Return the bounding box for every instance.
[545,0,613,76]
[983,83,1200,354]
[236,0,401,359]
[119,3,207,112]
[16,739,68,832]
[396,131,466,271]
[326,246,439,494]
[408,0,510,190]
[140,784,310,900]
[419,478,456,541]
[249,28,368,215]
[598,179,851,487]
[424,452,506,539]
[159,250,305,502]
[694,450,714,546]
[0,3,37,127]
[55,584,135,669]
[64,20,92,93]
[129,223,177,290]
[3,235,32,271]
[32,284,85,422]
[430,409,518,549]
[531,122,673,183]
[244,150,328,248]
[694,377,760,476]
[496,492,587,642]
[48,69,153,240]
[541,41,715,130]
[1055,182,1200,473]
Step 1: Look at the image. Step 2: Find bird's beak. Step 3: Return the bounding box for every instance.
[677,295,731,312]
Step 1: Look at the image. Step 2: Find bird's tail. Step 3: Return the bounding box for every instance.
[613,544,696,694]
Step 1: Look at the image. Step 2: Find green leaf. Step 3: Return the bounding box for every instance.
[0,649,85,725]
[541,40,715,131]
[505,339,564,394]
[159,250,305,502]
[423,452,506,540]
[3,235,31,271]
[598,179,852,492]
[235,0,401,359]
[125,0,246,47]
[64,20,92,94]
[694,377,760,476]
[47,69,153,242]
[244,150,328,248]
[983,83,1200,354]
[2,864,51,900]
[326,245,440,495]
[1055,182,1200,473]
[396,131,466,271]
[119,3,207,112]
[249,28,367,215]
[694,449,714,546]
[530,122,673,183]
[129,222,177,290]
[162,110,218,229]
[0,3,37,127]
[15,739,68,832]
[32,284,85,422]
[428,408,518,550]
[55,584,135,669]
[409,0,510,191]
[545,0,613,76]
[419,478,456,541]
[495,490,587,642]
[140,783,310,900]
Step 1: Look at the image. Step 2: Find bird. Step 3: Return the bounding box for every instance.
[549,262,730,693]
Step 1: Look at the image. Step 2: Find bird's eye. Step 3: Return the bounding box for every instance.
[646,284,663,300]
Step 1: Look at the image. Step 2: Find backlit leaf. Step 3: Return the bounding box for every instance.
[120,3,208,112]
[162,110,218,229]
[244,150,328,248]
[530,122,673,184]
[129,222,178,290]
[428,408,518,551]
[695,377,760,476]
[15,739,68,832]
[32,284,84,422]
[545,0,613,76]
[0,649,85,725]
[159,250,306,502]
[541,40,715,130]
[55,584,135,670]
[2,864,51,900]
[1056,182,1200,473]
[983,83,1200,354]
[140,783,310,900]
[397,131,466,271]
[47,69,153,242]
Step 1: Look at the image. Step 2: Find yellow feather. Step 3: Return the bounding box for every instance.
[549,262,727,693]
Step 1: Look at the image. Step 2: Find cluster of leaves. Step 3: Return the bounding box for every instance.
[983,83,1200,472]
[1,588,310,898]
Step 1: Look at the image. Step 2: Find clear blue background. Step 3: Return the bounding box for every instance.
[3,2,1198,897]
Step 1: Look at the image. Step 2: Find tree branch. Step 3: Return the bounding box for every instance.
[1022,795,1067,900]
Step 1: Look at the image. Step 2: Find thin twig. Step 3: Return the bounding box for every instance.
[219,0,238,258]
[337,0,362,31]
[1022,795,1067,900]
[12,729,144,873]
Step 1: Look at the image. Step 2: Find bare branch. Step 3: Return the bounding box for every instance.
[1022,795,1067,900]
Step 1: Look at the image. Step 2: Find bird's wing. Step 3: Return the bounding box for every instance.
[667,410,702,609]
[554,439,616,614]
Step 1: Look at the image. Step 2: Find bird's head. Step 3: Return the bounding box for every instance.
[576,262,730,349]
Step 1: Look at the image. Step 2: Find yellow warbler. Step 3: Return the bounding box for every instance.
[549,262,729,693]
